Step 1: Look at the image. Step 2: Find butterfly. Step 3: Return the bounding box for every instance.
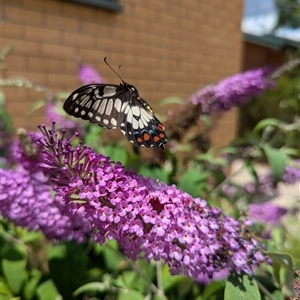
[63,58,168,150]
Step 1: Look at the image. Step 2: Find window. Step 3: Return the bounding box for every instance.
[67,0,123,12]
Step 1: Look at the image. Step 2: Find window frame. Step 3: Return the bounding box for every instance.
[66,0,123,12]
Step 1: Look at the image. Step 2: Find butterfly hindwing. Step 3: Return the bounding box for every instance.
[120,98,168,150]
[63,82,168,150]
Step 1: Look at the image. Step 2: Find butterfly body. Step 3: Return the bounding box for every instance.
[63,81,168,150]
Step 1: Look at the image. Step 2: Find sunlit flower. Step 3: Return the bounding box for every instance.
[191,68,275,113]
[0,124,270,281]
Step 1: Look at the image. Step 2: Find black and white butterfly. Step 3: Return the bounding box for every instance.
[63,58,168,150]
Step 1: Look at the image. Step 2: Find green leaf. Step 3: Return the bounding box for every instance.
[253,118,281,134]
[117,289,144,300]
[224,274,261,300]
[137,260,155,282]
[84,125,104,149]
[0,278,15,299]
[36,279,61,300]
[26,99,47,116]
[177,168,208,197]
[0,242,26,261]
[159,96,183,106]
[244,160,259,183]
[73,282,113,296]
[104,145,127,165]
[20,231,43,243]
[54,92,71,100]
[0,91,6,105]
[2,258,26,294]
[139,165,171,184]
[262,145,287,183]
[47,242,87,299]
[268,251,294,287]
[115,270,146,293]
[161,265,183,291]
[23,269,42,300]
[202,280,226,300]
[102,241,124,271]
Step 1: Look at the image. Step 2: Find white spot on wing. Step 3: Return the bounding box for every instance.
[114,98,122,111]
[85,101,92,109]
[111,118,117,126]
[80,110,86,116]
[95,116,101,122]
[105,99,113,115]
[139,119,144,128]
[93,100,101,111]
[80,97,90,107]
[75,108,79,113]
[132,106,140,116]
[132,118,139,129]
[72,93,78,100]
[99,99,107,114]
[103,86,116,97]
[103,119,109,125]
[124,103,130,114]
[88,112,93,118]
[127,109,133,123]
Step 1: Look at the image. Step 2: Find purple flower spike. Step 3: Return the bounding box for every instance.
[5,124,266,281]
[0,166,91,242]
[78,64,104,85]
[191,67,275,113]
[248,202,288,225]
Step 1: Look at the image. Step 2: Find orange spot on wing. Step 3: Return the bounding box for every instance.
[159,133,165,138]
[157,124,165,131]
[143,133,150,141]
[137,137,143,143]
[153,136,160,142]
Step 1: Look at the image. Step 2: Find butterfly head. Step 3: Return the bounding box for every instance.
[120,81,139,97]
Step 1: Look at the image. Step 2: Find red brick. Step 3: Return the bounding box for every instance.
[25,25,63,43]
[2,0,245,146]
[1,22,24,39]
[3,4,44,26]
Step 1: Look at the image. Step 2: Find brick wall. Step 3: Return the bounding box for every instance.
[1,0,244,147]
[242,41,286,70]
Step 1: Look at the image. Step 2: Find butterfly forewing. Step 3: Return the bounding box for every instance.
[63,82,168,150]
[64,84,128,129]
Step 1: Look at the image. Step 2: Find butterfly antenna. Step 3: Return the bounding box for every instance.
[104,57,124,83]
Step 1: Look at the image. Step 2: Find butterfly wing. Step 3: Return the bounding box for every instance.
[63,84,129,129]
[120,98,168,150]
[64,83,168,150]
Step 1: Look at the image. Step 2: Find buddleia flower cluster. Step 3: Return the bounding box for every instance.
[191,67,275,113]
[1,132,91,242]
[78,63,104,85]
[0,124,270,281]
[248,202,288,226]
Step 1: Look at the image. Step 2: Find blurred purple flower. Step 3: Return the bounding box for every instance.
[282,160,300,185]
[245,161,300,196]
[45,103,78,130]
[0,165,91,242]
[191,68,275,113]
[248,202,288,225]
[78,64,104,85]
